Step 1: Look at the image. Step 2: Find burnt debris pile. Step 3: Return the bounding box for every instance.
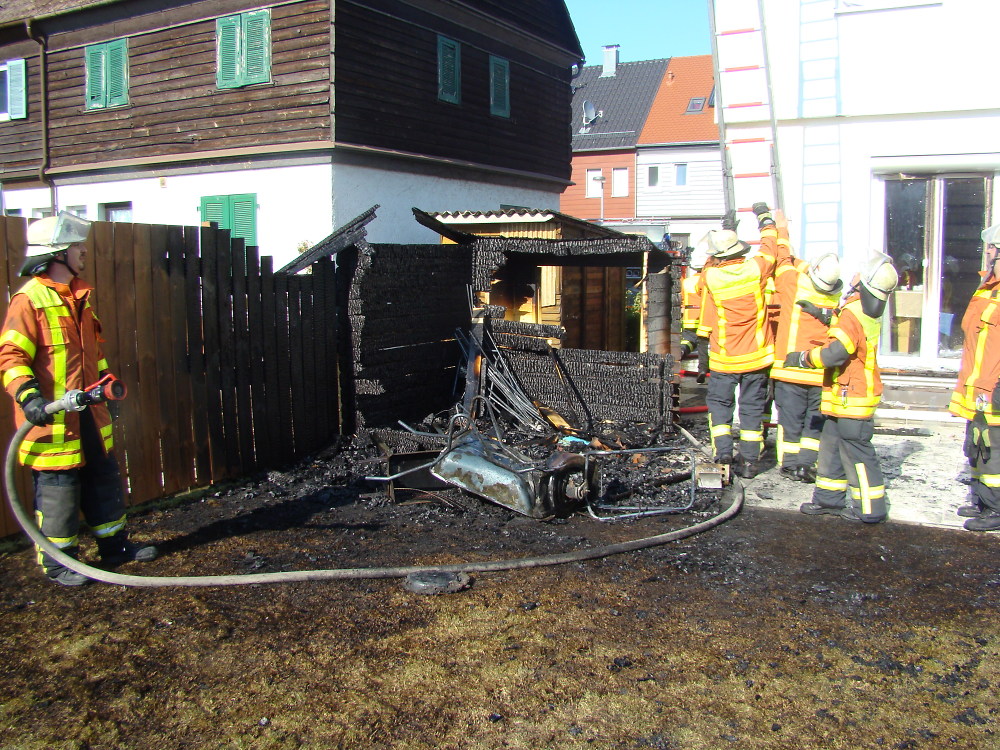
[364,305,713,521]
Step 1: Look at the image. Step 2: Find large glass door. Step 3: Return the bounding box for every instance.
[884,175,990,360]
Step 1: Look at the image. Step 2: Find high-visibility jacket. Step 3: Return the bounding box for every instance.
[949,280,1000,425]
[696,226,788,373]
[802,294,883,419]
[770,259,841,386]
[0,275,113,469]
[680,273,702,333]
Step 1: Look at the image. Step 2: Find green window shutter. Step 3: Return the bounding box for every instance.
[489,55,510,118]
[217,16,242,88]
[437,36,460,104]
[7,58,27,119]
[243,10,271,85]
[106,39,129,107]
[85,45,107,110]
[230,194,257,246]
[200,195,228,227]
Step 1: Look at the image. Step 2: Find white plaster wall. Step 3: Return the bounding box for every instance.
[329,162,560,245]
[2,160,563,268]
[2,163,335,270]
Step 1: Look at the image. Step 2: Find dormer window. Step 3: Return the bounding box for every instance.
[686,97,706,113]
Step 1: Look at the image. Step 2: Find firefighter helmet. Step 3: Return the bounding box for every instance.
[859,251,899,302]
[689,235,711,270]
[21,212,92,277]
[808,252,841,293]
[707,229,749,259]
[983,223,1000,247]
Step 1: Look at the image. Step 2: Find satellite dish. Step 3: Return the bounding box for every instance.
[582,100,598,125]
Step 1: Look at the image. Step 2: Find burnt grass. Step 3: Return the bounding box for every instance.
[0,420,998,750]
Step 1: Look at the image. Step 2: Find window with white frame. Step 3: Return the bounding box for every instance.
[648,166,659,187]
[611,167,628,197]
[883,175,992,361]
[585,169,603,198]
[675,163,688,187]
[1,58,27,121]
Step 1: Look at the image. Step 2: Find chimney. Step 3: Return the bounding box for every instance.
[600,44,619,77]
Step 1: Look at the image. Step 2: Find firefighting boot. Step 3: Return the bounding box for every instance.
[97,532,159,565]
[43,547,92,587]
[956,503,982,518]
[964,511,1000,532]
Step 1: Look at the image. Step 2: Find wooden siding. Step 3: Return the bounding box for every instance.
[560,151,637,221]
[334,0,574,181]
[41,1,331,169]
[636,146,725,218]
[0,41,42,179]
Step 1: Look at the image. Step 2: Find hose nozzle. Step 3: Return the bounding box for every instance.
[44,374,127,415]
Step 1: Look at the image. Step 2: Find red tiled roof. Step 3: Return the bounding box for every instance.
[638,55,719,145]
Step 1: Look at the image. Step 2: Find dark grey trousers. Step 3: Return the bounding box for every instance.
[964,414,1000,513]
[774,379,824,469]
[706,368,770,462]
[811,416,887,522]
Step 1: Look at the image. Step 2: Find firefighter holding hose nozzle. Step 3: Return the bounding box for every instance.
[0,212,157,586]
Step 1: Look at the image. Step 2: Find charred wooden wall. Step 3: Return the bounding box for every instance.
[506,347,673,431]
[335,0,575,181]
[344,242,473,432]
[40,0,330,168]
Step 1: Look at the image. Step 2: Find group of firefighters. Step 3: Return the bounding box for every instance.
[679,203,1000,532]
[0,204,997,588]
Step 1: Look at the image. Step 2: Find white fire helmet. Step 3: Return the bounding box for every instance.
[25,211,92,255]
[706,229,749,259]
[860,251,899,301]
[21,211,93,276]
[689,235,711,271]
[982,223,1000,247]
[808,252,841,293]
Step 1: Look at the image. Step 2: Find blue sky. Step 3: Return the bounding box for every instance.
[563,0,712,63]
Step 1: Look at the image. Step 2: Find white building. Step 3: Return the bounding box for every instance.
[711,0,998,376]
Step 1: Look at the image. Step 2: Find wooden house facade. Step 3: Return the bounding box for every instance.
[0,0,583,267]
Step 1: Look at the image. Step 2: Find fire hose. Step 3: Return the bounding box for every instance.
[3,385,743,588]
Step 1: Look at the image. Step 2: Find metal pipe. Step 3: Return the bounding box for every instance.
[26,19,57,213]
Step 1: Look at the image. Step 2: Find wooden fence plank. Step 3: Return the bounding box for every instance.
[166,225,197,492]
[118,222,161,503]
[184,227,212,485]
[149,224,184,494]
[259,258,284,463]
[199,224,227,481]
[288,277,310,453]
[273,273,294,463]
[0,218,25,537]
[231,239,255,471]
[132,224,166,499]
[245,246,270,466]
[214,233,240,476]
[313,259,332,443]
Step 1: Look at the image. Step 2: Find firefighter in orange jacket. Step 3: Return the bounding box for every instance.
[679,238,710,381]
[0,213,157,586]
[948,222,1000,532]
[697,203,788,478]
[770,239,843,483]
[786,251,899,523]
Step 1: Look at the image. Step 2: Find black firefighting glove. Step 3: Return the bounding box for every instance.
[696,338,710,384]
[15,379,53,427]
[796,299,832,327]
[993,381,1000,414]
[784,351,814,369]
[752,201,776,230]
[721,210,738,231]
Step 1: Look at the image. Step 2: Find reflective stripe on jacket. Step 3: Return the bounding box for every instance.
[0,276,113,469]
[696,226,788,373]
[949,282,1000,425]
[810,295,883,418]
[681,273,701,331]
[770,259,840,386]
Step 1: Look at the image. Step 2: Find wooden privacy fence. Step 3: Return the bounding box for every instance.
[0,216,340,537]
